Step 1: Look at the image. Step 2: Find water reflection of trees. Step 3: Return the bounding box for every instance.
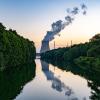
[43,60,100,100]
[88,81,100,100]
[40,60,79,100]
[0,61,36,100]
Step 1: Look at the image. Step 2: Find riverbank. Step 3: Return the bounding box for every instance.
[41,34,100,73]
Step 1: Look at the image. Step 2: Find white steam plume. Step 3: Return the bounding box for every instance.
[43,3,87,42]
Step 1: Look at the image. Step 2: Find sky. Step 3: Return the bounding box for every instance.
[0,0,100,52]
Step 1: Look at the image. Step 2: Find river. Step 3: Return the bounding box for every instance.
[0,59,100,100]
[14,59,94,100]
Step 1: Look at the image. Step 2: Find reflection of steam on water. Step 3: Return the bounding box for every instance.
[40,60,79,100]
[41,60,88,100]
[52,77,74,96]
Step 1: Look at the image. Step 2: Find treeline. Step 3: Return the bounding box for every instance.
[41,33,100,72]
[0,23,36,70]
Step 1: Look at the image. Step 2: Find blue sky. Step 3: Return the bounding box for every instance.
[0,0,100,52]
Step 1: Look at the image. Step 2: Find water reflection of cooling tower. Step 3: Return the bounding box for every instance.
[40,60,75,96]
[40,40,50,53]
[41,60,54,80]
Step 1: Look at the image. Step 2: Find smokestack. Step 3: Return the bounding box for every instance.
[67,43,68,47]
[40,40,50,53]
[71,40,72,47]
[54,41,55,49]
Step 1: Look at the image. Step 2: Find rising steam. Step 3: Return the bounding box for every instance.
[43,3,87,41]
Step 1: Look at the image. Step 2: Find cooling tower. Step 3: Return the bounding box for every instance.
[40,40,50,53]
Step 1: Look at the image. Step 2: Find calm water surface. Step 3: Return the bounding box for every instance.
[14,59,93,100]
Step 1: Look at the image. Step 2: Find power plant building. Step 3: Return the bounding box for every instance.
[40,40,50,53]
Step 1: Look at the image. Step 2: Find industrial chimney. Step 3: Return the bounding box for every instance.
[40,40,50,53]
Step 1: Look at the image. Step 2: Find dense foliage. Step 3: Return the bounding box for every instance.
[75,57,100,72]
[41,33,100,72]
[41,47,69,61]
[0,23,36,70]
[0,61,36,100]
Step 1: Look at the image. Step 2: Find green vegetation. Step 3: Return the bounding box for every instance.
[74,34,100,72]
[41,47,69,61]
[75,57,100,72]
[0,61,36,100]
[41,33,100,72]
[0,23,36,70]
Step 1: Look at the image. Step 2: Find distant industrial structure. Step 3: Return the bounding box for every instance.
[40,39,73,53]
[40,40,50,53]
